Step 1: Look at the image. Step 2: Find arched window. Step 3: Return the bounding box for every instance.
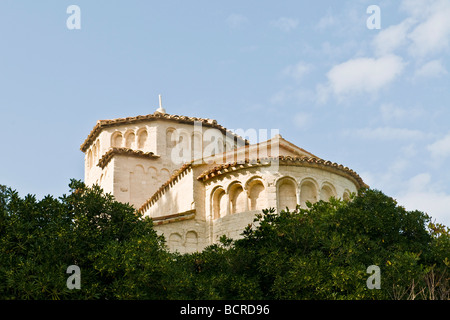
[125,131,135,149]
[343,190,351,201]
[137,129,148,149]
[87,150,93,168]
[212,188,226,219]
[159,168,171,184]
[185,231,199,253]
[168,233,183,253]
[176,132,191,163]
[229,183,246,214]
[111,131,123,148]
[248,180,265,211]
[148,167,158,185]
[93,143,98,160]
[320,184,336,202]
[300,180,318,208]
[96,140,101,158]
[278,178,297,210]
[166,128,176,148]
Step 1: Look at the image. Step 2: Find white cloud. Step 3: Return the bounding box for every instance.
[397,191,450,226]
[314,0,450,105]
[319,40,359,59]
[408,173,432,191]
[372,18,415,56]
[413,59,448,78]
[293,112,312,129]
[350,126,426,140]
[316,9,336,30]
[380,103,408,122]
[270,86,314,106]
[364,169,450,227]
[281,61,312,82]
[379,103,424,123]
[395,173,450,226]
[365,157,413,192]
[400,0,438,18]
[315,5,363,36]
[325,55,405,97]
[401,143,419,158]
[406,1,450,57]
[359,171,376,189]
[270,89,290,105]
[271,17,299,32]
[427,133,450,159]
[226,13,248,29]
[369,0,450,78]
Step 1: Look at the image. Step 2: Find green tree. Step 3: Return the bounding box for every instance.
[0,180,169,299]
[167,237,263,299]
[1,182,448,300]
[185,189,449,300]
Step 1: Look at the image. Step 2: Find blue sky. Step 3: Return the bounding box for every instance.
[1,0,449,226]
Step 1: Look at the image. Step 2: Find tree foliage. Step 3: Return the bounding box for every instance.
[0,180,168,299]
[0,182,448,300]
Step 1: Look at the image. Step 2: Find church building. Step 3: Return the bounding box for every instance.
[81,99,367,253]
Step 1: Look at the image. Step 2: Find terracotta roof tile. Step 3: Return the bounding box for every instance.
[97,147,159,169]
[197,155,368,189]
[81,112,248,152]
[139,155,367,214]
[151,209,196,226]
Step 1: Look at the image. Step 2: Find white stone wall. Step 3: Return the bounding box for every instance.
[143,164,214,253]
[111,156,167,208]
[84,130,108,186]
[84,119,243,208]
[212,210,259,242]
[151,161,359,253]
[144,167,195,219]
[154,219,207,254]
[203,164,359,245]
[82,116,361,254]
